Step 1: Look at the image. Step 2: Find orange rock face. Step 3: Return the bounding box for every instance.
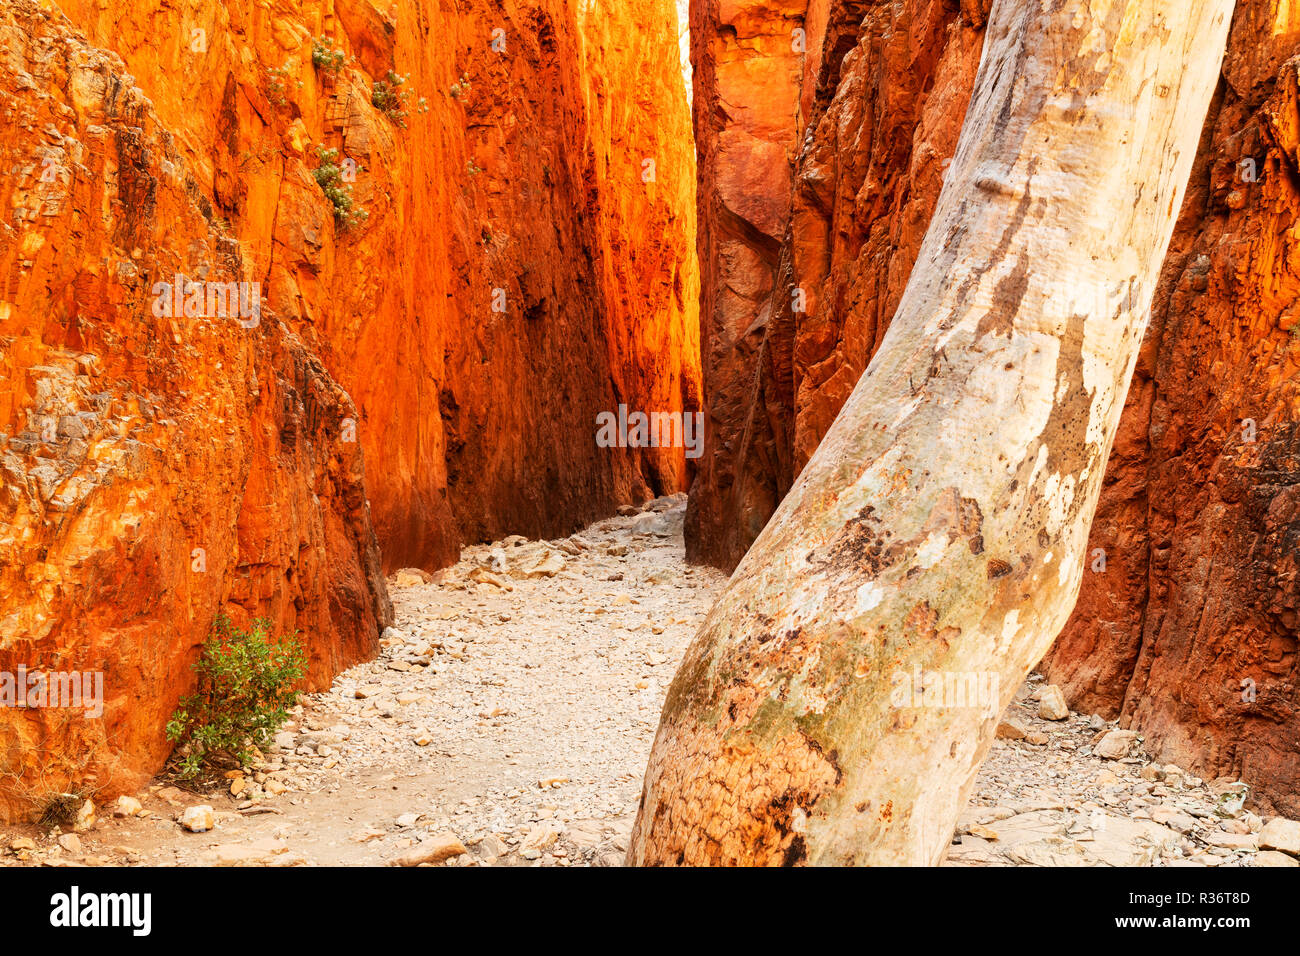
[684,0,825,566]
[0,0,696,817]
[0,0,390,814]
[688,0,1300,813]
[51,0,700,569]
[685,0,985,566]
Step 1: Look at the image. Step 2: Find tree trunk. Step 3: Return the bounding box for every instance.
[630,0,1235,866]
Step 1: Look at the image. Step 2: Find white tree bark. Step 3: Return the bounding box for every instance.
[630,0,1235,866]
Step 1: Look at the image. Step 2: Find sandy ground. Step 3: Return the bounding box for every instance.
[4,496,1294,868]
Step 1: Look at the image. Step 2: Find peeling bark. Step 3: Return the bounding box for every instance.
[631,0,1235,866]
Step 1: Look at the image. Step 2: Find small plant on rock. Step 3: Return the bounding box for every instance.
[372,71,413,126]
[313,147,368,228]
[266,64,296,107]
[311,36,345,74]
[166,615,307,780]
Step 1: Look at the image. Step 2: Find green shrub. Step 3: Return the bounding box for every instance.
[313,147,368,228]
[166,616,307,780]
[372,71,412,126]
[266,64,296,107]
[312,37,345,74]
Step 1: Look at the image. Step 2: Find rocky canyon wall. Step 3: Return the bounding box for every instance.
[686,0,985,567]
[684,0,828,565]
[688,0,1300,814]
[50,0,701,570]
[0,0,391,815]
[0,0,697,818]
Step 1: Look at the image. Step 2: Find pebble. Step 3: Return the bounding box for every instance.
[179,805,215,833]
[209,839,288,867]
[1258,817,1300,856]
[1094,730,1139,760]
[1037,685,1070,721]
[74,799,96,832]
[390,833,467,867]
[996,717,1027,740]
[57,833,82,854]
[1255,850,1300,867]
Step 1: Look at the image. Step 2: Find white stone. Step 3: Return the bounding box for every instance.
[1258,817,1300,857]
[179,805,215,833]
[1037,685,1069,721]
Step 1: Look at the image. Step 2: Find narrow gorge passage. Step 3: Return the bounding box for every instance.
[2,0,1297,895]
[28,498,722,867]
[13,498,1282,868]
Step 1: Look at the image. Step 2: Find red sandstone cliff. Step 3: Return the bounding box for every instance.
[687,0,1300,813]
[0,0,390,815]
[0,0,697,818]
[686,0,985,567]
[52,0,701,570]
[684,0,824,565]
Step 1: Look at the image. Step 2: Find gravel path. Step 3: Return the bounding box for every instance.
[5,495,1296,867]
